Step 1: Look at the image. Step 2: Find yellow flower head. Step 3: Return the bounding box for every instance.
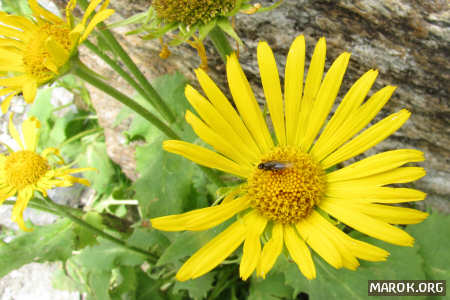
[151,35,428,281]
[152,0,236,26]
[0,0,114,113]
[1,115,93,231]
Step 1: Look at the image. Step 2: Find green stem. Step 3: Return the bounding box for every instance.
[208,26,233,63]
[58,127,103,148]
[41,196,158,263]
[100,29,176,123]
[84,40,166,119]
[71,57,180,140]
[4,200,60,216]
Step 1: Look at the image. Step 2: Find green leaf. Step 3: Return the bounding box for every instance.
[78,141,116,194]
[157,229,222,266]
[173,272,215,300]
[110,266,137,300]
[0,219,75,277]
[407,212,450,280]
[86,270,112,300]
[127,228,171,255]
[73,211,105,249]
[248,272,293,300]
[281,231,427,299]
[1,0,31,15]
[135,270,181,300]
[74,239,146,271]
[216,18,243,45]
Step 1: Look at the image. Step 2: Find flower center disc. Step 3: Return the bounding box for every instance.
[153,0,236,25]
[247,147,326,224]
[23,23,72,81]
[5,150,50,189]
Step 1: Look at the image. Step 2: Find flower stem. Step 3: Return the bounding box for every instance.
[208,26,233,63]
[100,29,176,123]
[83,40,171,121]
[41,196,158,263]
[71,57,180,140]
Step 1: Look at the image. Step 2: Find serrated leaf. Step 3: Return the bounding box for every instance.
[407,212,450,280]
[0,219,75,277]
[74,239,146,271]
[127,228,171,254]
[157,228,222,266]
[173,272,215,300]
[86,270,112,300]
[216,18,243,45]
[74,211,105,249]
[78,141,116,194]
[280,231,427,299]
[248,272,293,300]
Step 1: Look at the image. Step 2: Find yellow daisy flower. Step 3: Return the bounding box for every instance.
[151,35,428,281]
[0,115,93,231]
[0,0,114,113]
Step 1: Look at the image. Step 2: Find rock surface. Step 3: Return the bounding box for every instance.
[63,0,449,209]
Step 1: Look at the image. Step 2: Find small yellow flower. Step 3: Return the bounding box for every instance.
[151,35,428,281]
[0,0,114,113]
[0,115,93,231]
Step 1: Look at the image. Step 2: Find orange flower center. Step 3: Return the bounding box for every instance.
[5,150,50,189]
[247,147,326,224]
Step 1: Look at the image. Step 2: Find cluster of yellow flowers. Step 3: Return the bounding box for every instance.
[0,0,427,282]
[0,0,112,230]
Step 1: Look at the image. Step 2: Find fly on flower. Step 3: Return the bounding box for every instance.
[0,0,114,113]
[0,115,94,231]
[150,35,428,281]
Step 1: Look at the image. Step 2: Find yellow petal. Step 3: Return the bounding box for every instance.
[22,79,38,104]
[310,210,389,262]
[299,52,351,152]
[184,86,258,163]
[8,113,24,149]
[0,24,30,40]
[45,36,70,68]
[0,186,16,206]
[310,70,378,159]
[321,109,411,169]
[70,23,84,46]
[151,196,251,231]
[283,225,316,279]
[326,185,427,203]
[296,218,343,269]
[257,41,286,146]
[176,218,247,281]
[295,37,326,146]
[227,53,274,153]
[0,75,28,88]
[1,92,18,114]
[0,37,26,50]
[329,167,426,187]
[0,12,36,32]
[12,186,33,231]
[28,0,62,24]
[81,0,103,25]
[308,211,359,270]
[240,211,268,280]
[257,222,283,278]
[194,69,261,156]
[341,202,428,225]
[65,0,77,22]
[80,9,115,42]
[284,35,305,146]
[319,199,415,246]
[21,116,40,151]
[326,149,425,182]
[186,111,252,167]
[163,140,251,178]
